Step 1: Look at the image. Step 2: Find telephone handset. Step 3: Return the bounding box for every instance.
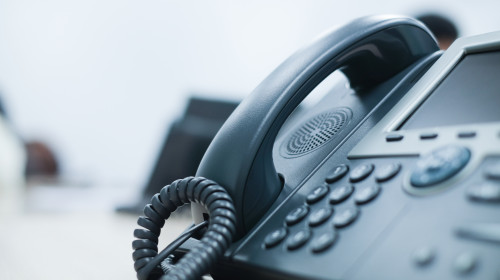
[193,15,438,238]
[133,14,500,280]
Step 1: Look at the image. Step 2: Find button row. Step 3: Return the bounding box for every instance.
[267,227,339,252]
[385,130,481,142]
[325,162,402,185]
[264,160,402,252]
[412,247,479,275]
[306,183,382,206]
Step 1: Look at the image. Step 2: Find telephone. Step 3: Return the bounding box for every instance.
[133,15,500,279]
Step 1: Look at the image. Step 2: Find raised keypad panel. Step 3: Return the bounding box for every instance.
[258,156,500,280]
[262,161,391,253]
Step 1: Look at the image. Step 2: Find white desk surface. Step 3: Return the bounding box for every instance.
[0,183,192,280]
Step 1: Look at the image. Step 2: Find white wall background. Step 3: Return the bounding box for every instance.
[0,0,499,190]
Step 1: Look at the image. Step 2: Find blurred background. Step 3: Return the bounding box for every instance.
[0,0,499,279]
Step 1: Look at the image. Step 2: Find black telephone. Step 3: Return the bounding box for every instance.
[133,15,500,280]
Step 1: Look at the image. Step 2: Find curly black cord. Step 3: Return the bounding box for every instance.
[132,177,237,280]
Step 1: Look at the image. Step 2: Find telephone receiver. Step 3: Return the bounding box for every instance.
[193,15,438,238]
[134,14,500,280]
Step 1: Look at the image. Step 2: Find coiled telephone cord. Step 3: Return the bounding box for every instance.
[132,177,237,280]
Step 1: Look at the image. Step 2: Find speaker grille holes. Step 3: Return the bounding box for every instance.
[281,108,352,157]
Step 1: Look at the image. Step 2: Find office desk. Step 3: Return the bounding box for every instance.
[0,184,192,280]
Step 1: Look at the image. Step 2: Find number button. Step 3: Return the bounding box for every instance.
[306,185,329,204]
[286,229,312,250]
[354,185,381,205]
[375,163,401,182]
[332,206,359,228]
[264,227,288,248]
[329,185,354,204]
[350,164,374,183]
[308,207,333,227]
[311,231,337,253]
[325,164,349,183]
[285,205,309,226]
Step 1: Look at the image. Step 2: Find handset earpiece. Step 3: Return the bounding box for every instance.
[194,15,439,238]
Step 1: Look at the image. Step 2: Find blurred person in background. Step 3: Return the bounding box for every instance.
[0,93,59,191]
[417,13,460,50]
[0,94,26,213]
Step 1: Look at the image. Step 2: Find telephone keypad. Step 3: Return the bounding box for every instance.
[349,163,374,182]
[332,206,359,228]
[308,207,334,227]
[325,164,349,183]
[375,163,401,182]
[310,231,337,253]
[286,229,312,250]
[329,185,354,204]
[306,185,329,204]
[354,184,381,205]
[285,205,309,226]
[264,227,288,248]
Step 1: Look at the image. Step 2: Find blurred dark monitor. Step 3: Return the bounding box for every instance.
[117,96,239,213]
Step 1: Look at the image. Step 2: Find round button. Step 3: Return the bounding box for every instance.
[332,206,359,228]
[285,205,309,226]
[306,185,329,204]
[410,145,470,188]
[286,229,312,250]
[453,252,477,275]
[308,207,334,227]
[264,227,288,248]
[412,246,436,266]
[354,185,381,205]
[375,163,401,182]
[350,164,374,182]
[329,185,354,204]
[311,231,337,253]
[325,164,349,183]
